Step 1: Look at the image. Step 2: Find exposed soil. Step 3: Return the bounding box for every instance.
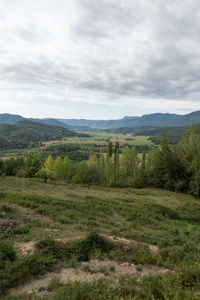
[10,259,170,296]
[103,234,159,255]
[15,241,35,256]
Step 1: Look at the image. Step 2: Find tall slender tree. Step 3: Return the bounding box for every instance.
[99,149,105,184]
[114,142,119,183]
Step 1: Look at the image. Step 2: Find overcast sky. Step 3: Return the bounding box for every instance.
[0,0,200,119]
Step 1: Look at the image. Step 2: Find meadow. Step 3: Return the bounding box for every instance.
[1,177,200,299]
[62,132,153,146]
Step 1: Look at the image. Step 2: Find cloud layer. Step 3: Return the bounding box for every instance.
[0,0,200,118]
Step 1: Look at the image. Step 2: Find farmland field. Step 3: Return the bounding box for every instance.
[1,176,200,299]
[62,132,153,146]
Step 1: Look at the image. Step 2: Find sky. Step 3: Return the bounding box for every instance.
[0,0,200,119]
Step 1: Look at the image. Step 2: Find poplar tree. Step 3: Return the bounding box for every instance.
[43,155,55,180]
[106,145,114,185]
[114,142,119,183]
[121,146,138,178]
[54,156,64,180]
[99,149,105,184]
[63,155,72,181]
[44,155,54,171]
[106,149,110,185]
[108,141,113,157]
[87,152,99,184]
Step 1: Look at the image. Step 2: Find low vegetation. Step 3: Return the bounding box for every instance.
[0,178,200,298]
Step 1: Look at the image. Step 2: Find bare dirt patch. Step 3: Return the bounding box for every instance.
[10,259,170,296]
[15,241,35,256]
[103,234,159,255]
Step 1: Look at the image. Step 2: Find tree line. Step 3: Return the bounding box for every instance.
[1,125,200,197]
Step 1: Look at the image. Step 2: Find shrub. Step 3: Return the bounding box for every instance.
[0,204,16,218]
[36,239,64,259]
[0,239,16,264]
[70,232,114,261]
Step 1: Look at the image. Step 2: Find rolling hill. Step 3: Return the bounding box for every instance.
[0,113,24,124]
[0,119,89,150]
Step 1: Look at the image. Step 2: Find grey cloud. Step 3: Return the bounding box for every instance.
[17,27,49,43]
[0,0,200,107]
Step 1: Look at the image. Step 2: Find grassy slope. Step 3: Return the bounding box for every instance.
[1,177,200,299]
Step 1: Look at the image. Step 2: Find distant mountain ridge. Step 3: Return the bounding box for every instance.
[59,111,200,129]
[0,110,200,129]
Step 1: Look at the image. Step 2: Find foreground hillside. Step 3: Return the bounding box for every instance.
[0,120,89,150]
[1,177,200,299]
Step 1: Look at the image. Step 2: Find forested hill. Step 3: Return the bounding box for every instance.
[0,119,89,150]
[0,113,24,124]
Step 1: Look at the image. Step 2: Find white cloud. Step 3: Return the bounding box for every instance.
[0,0,200,118]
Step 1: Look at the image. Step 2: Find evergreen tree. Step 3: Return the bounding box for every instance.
[24,151,42,178]
[147,130,183,190]
[0,159,4,176]
[176,124,200,196]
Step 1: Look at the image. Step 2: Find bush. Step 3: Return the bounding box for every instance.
[0,204,16,218]
[0,239,16,265]
[36,239,64,259]
[69,232,114,261]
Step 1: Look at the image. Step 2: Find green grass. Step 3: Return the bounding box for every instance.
[63,132,153,146]
[1,178,200,298]
[2,189,200,256]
